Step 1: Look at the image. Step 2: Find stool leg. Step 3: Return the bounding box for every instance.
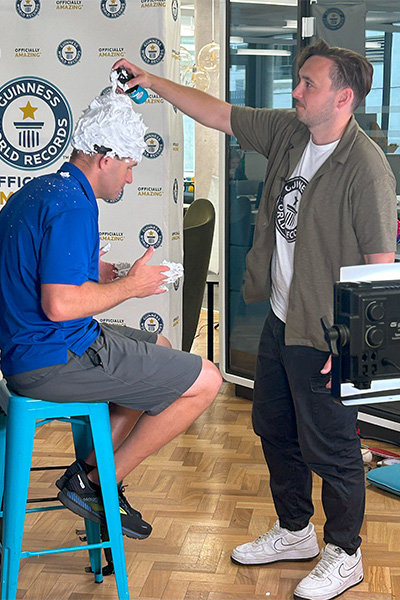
[0,410,6,549]
[0,410,7,513]
[89,405,129,600]
[1,405,35,600]
[70,418,103,582]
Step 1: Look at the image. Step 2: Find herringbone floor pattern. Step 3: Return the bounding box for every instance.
[10,311,400,599]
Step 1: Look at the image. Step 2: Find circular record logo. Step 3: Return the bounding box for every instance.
[323,8,345,30]
[101,0,126,18]
[140,312,164,334]
[0,76,72,171]
[172,178,179,204]
[100,85,112,96]
[57,39,82,66]
[140,38,165,65]
[139,224,163,248]
[16,0,40,18]
[171,0,178,21]
[144,133,164,159]
[103,188,124,204]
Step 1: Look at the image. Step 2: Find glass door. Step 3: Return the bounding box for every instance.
[223,0,300,384]
[222,0,400,387]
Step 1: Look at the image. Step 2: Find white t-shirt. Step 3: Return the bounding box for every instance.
[270,136,340,322]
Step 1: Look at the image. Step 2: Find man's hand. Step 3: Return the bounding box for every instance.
[41,246,167,322]
[112,59,153,92]
[111,58,234,136]
[98,248,117,283]
[321,355,332,389]
[125,246,167,297]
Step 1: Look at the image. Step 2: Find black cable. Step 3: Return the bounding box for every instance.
[381,357,400,371]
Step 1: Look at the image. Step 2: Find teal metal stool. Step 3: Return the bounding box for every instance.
[0,380,130,600]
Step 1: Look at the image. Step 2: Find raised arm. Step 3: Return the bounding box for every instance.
[113,58,234,136]
[41,246,167,321]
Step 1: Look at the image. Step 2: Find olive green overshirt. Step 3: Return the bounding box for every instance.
[231,106,397,351]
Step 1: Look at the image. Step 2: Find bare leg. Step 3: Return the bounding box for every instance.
[156,334,171,348]
[85,333,171,466]
[88,358,221,484]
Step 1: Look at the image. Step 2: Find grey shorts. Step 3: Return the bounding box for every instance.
[5,323,203,416]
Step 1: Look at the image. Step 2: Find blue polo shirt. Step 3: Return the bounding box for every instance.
[0,162,101,375]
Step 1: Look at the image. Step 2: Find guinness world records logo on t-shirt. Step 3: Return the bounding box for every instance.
[275,176,307,243]
[0,76,72,170]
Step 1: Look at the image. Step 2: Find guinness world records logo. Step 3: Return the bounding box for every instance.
[16,0,40,18]
[140,312,164,334]
[101,0,126,18]
[144,132,164,159]
[139,224,163,248]
[171,0,178,21]
[275,176,307,243]
[322,8,345,30]
[140,38,166,65]
[172,178,178,204]
[103,188,124,204]
[57,39,82,66]
[0,76,72,170]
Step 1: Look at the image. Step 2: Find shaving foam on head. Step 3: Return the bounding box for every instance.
[71,88,147,162]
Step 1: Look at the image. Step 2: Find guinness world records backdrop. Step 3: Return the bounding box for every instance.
[0,0,183,349]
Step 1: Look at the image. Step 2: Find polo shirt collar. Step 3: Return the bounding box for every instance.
[58,162,97,208]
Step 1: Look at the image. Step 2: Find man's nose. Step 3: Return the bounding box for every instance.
[292,84,301,99]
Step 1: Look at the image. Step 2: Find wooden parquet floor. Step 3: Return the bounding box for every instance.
[11,310,400,599]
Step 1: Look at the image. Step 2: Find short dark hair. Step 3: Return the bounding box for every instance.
[297,39,373,110]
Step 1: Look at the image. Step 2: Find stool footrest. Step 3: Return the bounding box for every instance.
[21,540,112,559]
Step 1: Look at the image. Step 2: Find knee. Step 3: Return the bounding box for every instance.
[156,334,172,348]
[200,359,222,404]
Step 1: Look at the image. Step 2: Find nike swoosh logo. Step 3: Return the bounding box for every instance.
[338,556,361,579]
[273,535,312,552]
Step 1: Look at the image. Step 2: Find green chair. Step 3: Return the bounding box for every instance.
[182,198,215,352]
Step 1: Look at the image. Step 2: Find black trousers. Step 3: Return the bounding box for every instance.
[252,310,365,553]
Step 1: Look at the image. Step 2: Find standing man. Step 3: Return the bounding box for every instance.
[0,90,222,541]
[113,38,397,600]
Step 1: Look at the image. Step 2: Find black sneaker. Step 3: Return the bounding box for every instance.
[57,471,152,540]
[56,459,93,490]
[118,484,152,539]
[57,470,104,526]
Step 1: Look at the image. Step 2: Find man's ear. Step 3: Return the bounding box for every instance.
[98,154,112,170]
[337,87,354,110]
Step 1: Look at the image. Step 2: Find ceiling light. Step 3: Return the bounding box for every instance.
[230,0,297,6]
[283,20,297,28]
[365,41,381,49]
[235,48,291,55]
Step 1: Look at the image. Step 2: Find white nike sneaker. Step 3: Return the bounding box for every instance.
[294,544,363,600]
[231,520,319,565]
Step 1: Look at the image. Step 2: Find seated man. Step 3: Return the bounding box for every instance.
[0,89,222,540]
